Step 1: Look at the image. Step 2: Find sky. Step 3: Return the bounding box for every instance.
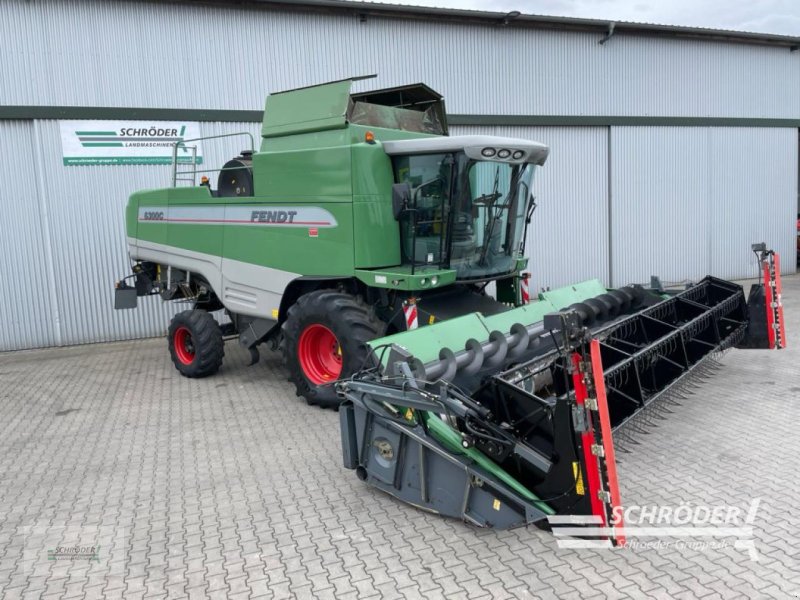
[381,0,800,36]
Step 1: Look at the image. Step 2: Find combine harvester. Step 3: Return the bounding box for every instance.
[116,77,786,541]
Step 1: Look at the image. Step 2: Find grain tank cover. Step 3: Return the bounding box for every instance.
[261,78,355,138]
[350,83,447,135]
[261,76,448,138]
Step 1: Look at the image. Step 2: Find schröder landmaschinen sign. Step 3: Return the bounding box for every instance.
[59,120,203,166]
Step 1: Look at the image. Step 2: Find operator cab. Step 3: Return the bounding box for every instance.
[383,135,549,281]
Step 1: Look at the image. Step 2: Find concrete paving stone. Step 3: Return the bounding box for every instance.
[205,589,231,600]
[247,577,270,597]
[183,569,207,590]
[224,573,250,595]
[163,582,187,598]
[384,567,418,589]
[203,572,228,593]
[328,576,360,597]
[393,582,422,597]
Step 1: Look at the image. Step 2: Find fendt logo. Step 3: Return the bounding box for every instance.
[250,210,298,224]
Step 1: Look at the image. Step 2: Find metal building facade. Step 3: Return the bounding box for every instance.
[4,0,800,118]
[610,127,797,285]
[0,119,262,350]
[1,0,799,350]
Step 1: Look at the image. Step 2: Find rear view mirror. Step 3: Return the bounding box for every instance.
[392,183,412,220]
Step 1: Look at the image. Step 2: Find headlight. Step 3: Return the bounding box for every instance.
[481,147,496,157]
[512,150,525,160]
[497,149,511,159]
[430,276,439,286]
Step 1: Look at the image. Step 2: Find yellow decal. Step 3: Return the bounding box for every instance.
[573,462,585,496]
[271,309,279,319]
[428,315,435,325]
[492,499,501,511]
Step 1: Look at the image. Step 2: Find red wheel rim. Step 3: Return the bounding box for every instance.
[174,326,196,365]
[298,324,342,385]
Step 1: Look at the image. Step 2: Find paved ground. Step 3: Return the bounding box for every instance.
[1,276,799,599]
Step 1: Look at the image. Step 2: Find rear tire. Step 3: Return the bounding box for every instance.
[281,290,384,408]
[168,309,224,377]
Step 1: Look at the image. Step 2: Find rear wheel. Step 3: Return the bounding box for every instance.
[168,309,224,377]
[281,290,384,408]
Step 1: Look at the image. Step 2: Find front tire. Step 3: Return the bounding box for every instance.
[168,309,224,377]
[281,290,384,408]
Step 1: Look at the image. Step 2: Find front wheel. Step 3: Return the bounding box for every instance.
[281,290,384,408]
[168,309,224,377]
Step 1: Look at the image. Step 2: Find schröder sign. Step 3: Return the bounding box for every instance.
[59,120,203,166]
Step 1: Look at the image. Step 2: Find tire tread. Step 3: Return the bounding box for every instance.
[280,290,383,408]
[168,309,224,378]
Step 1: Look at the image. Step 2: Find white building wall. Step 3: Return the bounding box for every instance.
[610,127,713,285]
[0,120,262,351]
[1,0,798,350]
[0,121,59,350]
[2,0,799,118]
[609,127,797,286]
[708,128,798,280]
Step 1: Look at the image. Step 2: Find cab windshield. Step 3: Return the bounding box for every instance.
[392,152,534,279]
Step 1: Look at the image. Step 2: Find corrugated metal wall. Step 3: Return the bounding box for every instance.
[0,120,261,351]
[2,0,800,118]
[610,127,711,285]
[609,127,797,286]
[708,128,798,280]
[0,121,58,350]
[1,0,798,350]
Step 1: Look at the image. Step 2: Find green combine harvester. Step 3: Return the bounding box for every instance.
[117,76,786,539]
